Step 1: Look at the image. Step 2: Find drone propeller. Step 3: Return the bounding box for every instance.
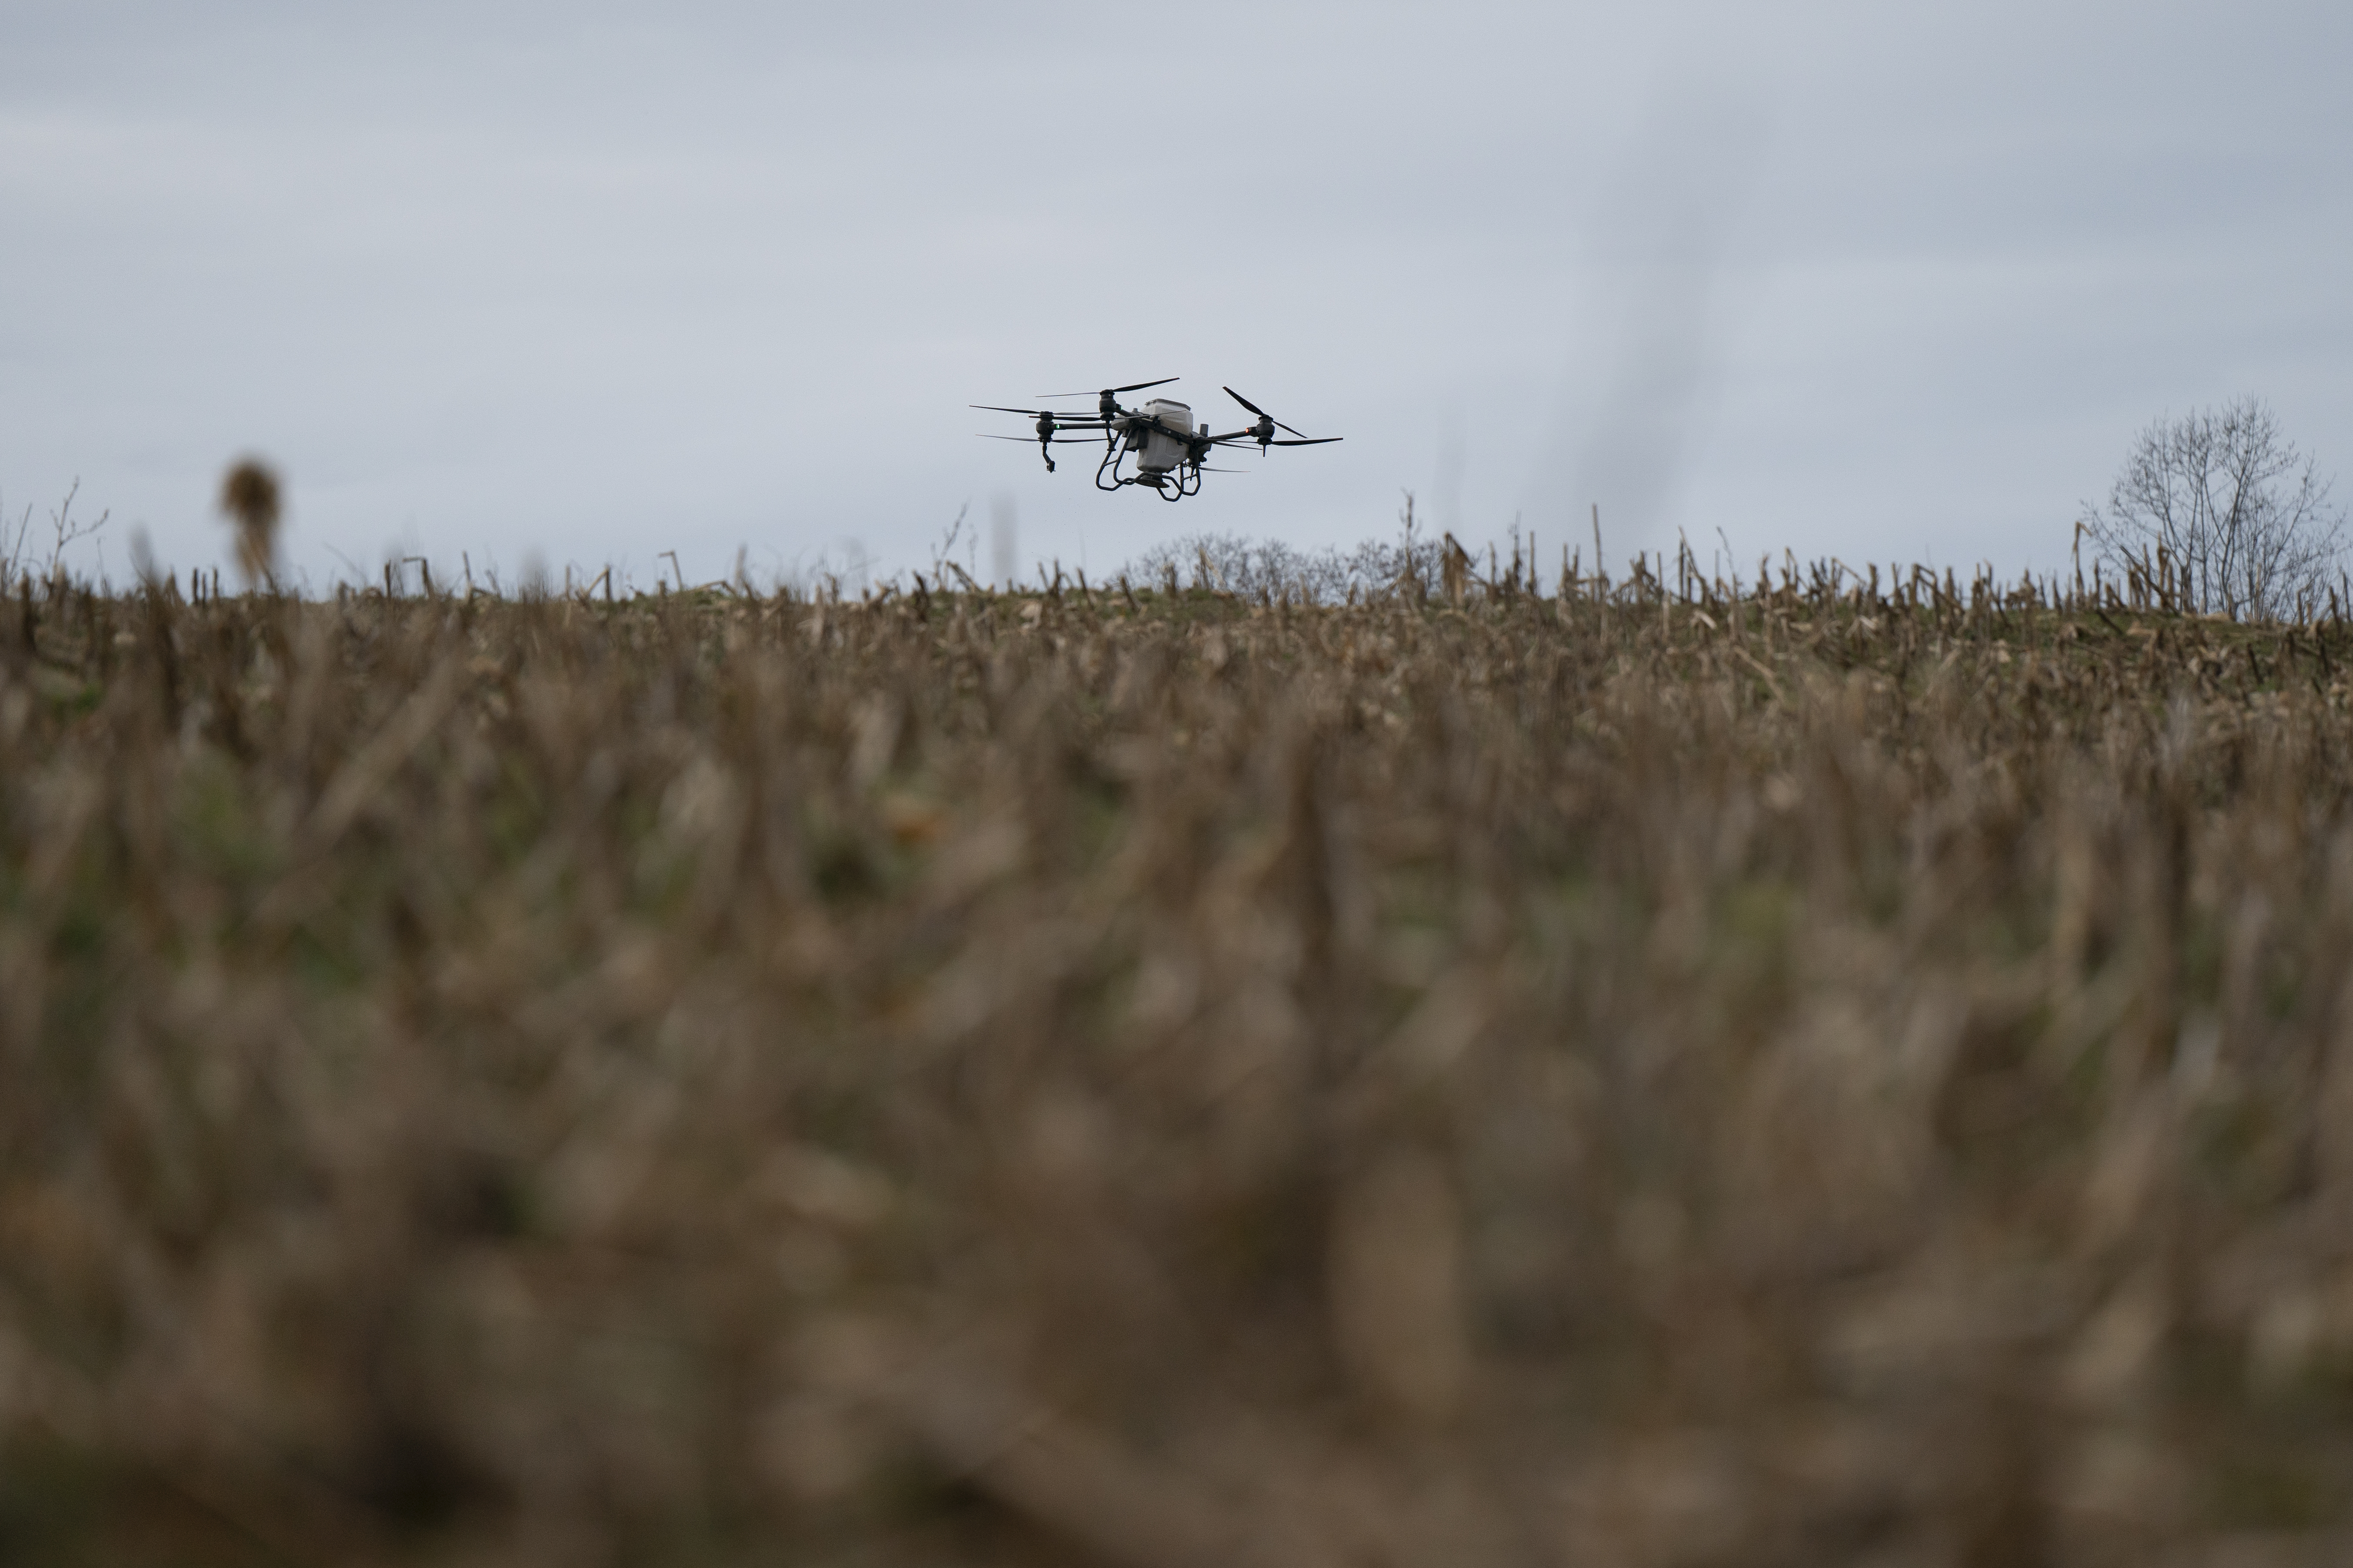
[1223,386,1310,440]
[972,405,1107,423]
[1036,377,1178,399]
[977,433,1099,444]
[1203,431,1345,450]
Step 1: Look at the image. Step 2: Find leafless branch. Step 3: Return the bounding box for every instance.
[2080,397,2345,619]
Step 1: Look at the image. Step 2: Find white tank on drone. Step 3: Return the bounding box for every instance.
[1136,399,1193,473]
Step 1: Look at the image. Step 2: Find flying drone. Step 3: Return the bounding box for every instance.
[974,378,1340,500]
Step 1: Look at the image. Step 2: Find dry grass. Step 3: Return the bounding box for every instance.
[4,559,2353,1566]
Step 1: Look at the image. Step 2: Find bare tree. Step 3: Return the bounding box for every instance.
[1121,496,1458,605]
[2079,397,2345,619]
[1,482,109,590]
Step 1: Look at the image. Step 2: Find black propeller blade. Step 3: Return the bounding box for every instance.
[1037,377,1178,398]
[1269,437,1342,446]
[977,433,1100,445]
[972,405,1107,422]
[1223,386,1310,440]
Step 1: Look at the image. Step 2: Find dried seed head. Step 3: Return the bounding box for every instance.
[219,457,282,585]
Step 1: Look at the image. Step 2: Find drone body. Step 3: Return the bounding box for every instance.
[1129,397,1201,486]
[974,379,1340,501]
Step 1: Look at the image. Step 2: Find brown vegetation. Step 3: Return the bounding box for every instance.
[218,460,283,589]
[4,557,2353,1565]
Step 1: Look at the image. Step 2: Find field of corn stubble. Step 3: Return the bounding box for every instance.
[6,559,2353,1567]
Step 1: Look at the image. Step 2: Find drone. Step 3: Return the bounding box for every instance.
[974,378,1340,501]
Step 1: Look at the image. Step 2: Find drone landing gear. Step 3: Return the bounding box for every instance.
[1094,443,1202,501]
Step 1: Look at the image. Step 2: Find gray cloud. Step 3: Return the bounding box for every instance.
[3,0,2349,589]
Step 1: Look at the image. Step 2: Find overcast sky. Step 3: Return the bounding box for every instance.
[5,0,2349,591]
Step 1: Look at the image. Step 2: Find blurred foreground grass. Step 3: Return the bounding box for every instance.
[4,565,2353,1565]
